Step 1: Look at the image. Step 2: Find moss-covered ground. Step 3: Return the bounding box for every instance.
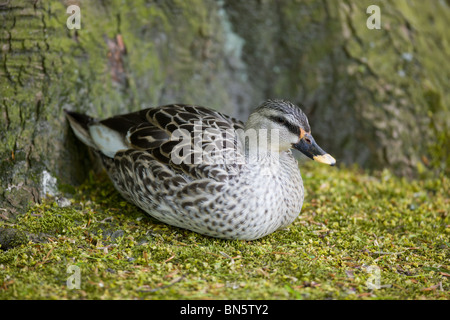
[0,163,448,300]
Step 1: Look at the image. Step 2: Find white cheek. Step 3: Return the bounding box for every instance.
[277,131,299,151]
[291,135,301,145]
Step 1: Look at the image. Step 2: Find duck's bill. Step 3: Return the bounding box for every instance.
[293,133,336,166]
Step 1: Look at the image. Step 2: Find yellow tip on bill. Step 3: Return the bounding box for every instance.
[313,153,336,166]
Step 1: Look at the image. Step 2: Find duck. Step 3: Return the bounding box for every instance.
[65,99,335,240]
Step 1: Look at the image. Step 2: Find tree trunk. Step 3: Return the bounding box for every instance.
[1,0,449,217]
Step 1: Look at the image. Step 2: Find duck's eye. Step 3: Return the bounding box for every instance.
[276,117,286,124]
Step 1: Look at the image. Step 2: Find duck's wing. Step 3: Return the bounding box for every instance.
[140,104,245,181]
[67,104,246,182]
[134,104,246,181]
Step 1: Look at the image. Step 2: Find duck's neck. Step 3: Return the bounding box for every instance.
[238,126,282,158]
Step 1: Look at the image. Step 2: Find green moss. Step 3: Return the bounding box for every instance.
[0,163,448,299]
[0,228,27,251]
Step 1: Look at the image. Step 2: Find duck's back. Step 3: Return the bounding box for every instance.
[66,103,251,211]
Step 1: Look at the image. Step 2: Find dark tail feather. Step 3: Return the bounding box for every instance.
[64,109,98,149]
[64,109,95,130]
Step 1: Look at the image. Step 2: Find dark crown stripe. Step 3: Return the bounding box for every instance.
[268,116,300,136]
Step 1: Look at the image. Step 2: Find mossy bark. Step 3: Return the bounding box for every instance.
[1,0,449,216]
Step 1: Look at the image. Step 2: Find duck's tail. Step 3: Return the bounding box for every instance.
[64,110,98,149]
[64,110,129,158]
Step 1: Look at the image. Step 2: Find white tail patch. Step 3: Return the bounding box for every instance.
[89,124,129,158]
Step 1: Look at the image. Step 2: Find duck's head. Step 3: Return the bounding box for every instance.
[245,99,336,166]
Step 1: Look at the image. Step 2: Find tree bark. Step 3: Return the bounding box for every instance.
[1,0,449,217]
